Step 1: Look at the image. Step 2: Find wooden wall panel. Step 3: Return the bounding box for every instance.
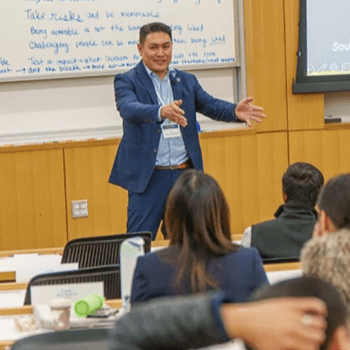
[201,131,288,234]
[0,149,66,250]
[64,143,128,240]
[338,130,350,172]
[256,132,289,219]
[284,0,325,130]
[289,129,350,181]
[244,0,287,132]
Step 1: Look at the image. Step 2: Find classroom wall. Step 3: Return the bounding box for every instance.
[0,147,67,250]
[1,0,350,250]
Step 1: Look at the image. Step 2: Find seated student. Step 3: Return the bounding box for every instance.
[251,276,349,350]
[131,169,268,304]
[109,291,328,350]
[301,173,350,314]
[241,162,324,260]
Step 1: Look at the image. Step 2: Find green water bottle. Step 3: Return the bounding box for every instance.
[74,293,105,318]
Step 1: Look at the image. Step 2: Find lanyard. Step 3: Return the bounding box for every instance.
[154,78,171,106]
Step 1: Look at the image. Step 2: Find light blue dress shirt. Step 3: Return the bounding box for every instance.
[144,63,189,166]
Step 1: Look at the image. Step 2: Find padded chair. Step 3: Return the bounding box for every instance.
[11,327,111,350]
[61,232,152,268]
[24,265,120,305]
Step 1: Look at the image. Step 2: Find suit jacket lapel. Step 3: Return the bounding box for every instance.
[135,61,158,104]
[135,62,183,104]
[170,69,183,101]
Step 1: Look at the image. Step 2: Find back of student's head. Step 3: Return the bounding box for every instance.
[139,22,172,45]
[282,162,324,208]
[252,276,348,350]
[318,173,350,230]
[163,169,238,292]
[165,169,233,251]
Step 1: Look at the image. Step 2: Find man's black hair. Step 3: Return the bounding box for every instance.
[139,22,172,45]
[282,162,324,208]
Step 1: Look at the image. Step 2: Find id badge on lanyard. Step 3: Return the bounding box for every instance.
[161,123,181,138]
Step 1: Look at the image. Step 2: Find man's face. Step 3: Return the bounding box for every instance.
[137,32,172,79]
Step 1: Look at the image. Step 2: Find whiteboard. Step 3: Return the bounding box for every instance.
[0,0,237,82]
[0,67,241,146]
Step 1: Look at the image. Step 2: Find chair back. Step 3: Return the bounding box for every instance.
[24,265,120,305]
[262,256,300,264]
[61,232,151,268]
[11,327,111,350]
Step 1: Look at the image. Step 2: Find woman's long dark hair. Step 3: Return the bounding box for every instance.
[159,169,239,293]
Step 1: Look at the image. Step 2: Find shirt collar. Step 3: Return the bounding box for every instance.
[274,203,318,219]
[143,61,176,81]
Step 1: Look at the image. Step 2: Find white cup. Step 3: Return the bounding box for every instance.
[49,298,71,330]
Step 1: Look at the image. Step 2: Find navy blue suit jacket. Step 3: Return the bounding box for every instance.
[109,61,240,194]
[130,246,268,304]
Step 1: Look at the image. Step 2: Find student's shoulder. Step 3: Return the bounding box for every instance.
[223,246,261,262]
[137,251,160,263]
[137,248,171,265]
[252,217,278,231]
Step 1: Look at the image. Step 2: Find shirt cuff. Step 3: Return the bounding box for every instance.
[233,105,246,123]
[157,106,163,122]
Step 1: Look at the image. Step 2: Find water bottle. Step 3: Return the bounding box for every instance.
[120,236,145,312]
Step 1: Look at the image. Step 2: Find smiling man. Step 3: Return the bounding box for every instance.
[109,22,266,240]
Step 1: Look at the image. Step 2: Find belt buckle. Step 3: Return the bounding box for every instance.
[169,165,176,170]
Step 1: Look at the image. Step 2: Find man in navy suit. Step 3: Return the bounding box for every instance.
[109,22,266,240]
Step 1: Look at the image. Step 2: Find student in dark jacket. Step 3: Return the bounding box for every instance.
[110,291,329,350]
[241,162,324,260]
[131,169,268,304]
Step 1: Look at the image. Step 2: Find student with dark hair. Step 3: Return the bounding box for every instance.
[313,172,350,232]
[301,173,350,314]
[252,276,349,350]
[241,162,324,260]
[109,290,329,350]
[131,169,268,303]
[108,21,265,240]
